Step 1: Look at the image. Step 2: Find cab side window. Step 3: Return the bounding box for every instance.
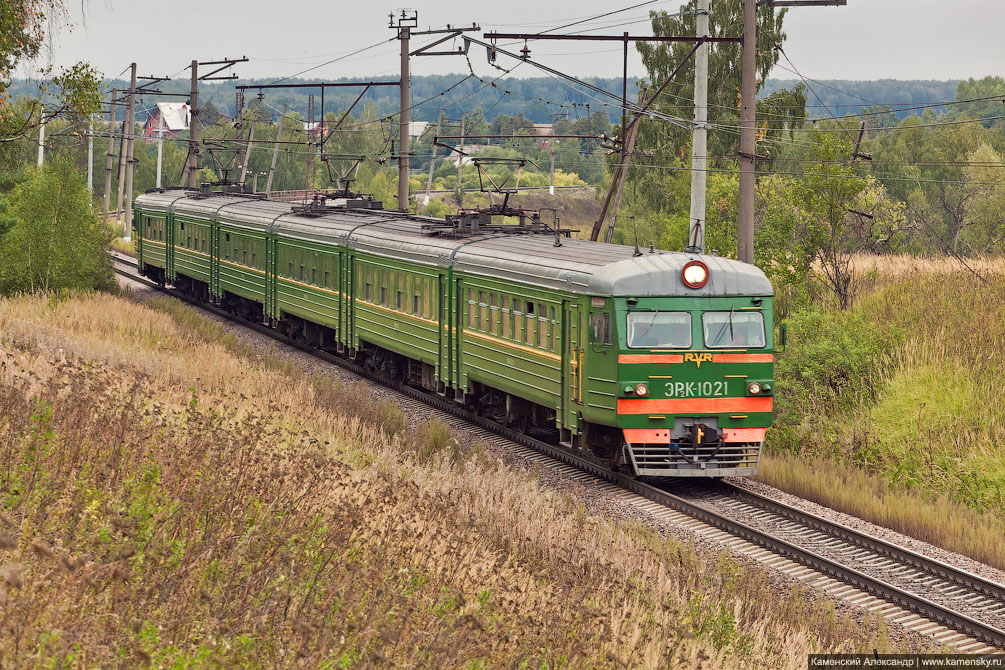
[589,312,613,346]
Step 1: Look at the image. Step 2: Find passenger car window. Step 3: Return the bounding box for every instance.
[626,312,691,349]
[702,311,765,349]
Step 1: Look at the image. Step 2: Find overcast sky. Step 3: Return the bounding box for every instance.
[21,0,1005,84]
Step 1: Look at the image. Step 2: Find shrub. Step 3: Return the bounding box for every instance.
[774,308,898,427]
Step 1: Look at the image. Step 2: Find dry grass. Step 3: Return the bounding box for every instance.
[766,254,1005,570]
[0,291,912,667]
[848,253,1005,280]
[759,453,1005,570]
[110,236,134,257]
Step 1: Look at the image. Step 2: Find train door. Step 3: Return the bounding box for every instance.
[562,300,583,433]
[135,213,144,272]
[210,223,220,302]
[343,253,353,348]
[265,233,277,325]
[166,214,175,282]
[437,272,451,390]
[334,251,343,342]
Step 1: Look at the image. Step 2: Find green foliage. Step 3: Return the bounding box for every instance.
[952,76,1005,128]
[0,1,53,86]
[46,61,103,121]
[0,153,114,294]
[774,308,897,426]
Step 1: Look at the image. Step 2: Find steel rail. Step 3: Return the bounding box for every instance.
[718,482,1005,603]
[112,253,1005,648]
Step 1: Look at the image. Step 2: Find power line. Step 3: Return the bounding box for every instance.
[266,38,397,85]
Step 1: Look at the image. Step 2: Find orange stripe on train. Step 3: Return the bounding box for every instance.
[618,354,684,364]
[711,353,774,363]
[617,397,773,414]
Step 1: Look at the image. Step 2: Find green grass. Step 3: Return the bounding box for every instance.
[763,257,1005,568]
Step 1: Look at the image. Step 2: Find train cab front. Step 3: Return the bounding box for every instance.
[613,283,775,478]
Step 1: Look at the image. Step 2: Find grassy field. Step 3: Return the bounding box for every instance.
[0,291,911,668]
[761,255,1005,570]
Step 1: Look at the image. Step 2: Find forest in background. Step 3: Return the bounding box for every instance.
[8,75,966,125]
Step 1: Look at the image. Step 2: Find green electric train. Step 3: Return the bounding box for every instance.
[133,188,776,477]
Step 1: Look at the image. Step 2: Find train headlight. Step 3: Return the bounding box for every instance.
[635,383,649,397]
[747,382,762,395]
[681,260,710,289]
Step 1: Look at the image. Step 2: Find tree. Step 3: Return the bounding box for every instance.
[1,2,102,171]
[635,1,789,159]
[951,76,1005,129]
[0,154,113,294]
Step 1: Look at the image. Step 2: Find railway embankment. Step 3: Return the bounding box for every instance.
[0,291,912,667]
[761,255,1005,571]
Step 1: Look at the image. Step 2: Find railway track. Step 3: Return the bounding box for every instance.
[113,252,1005,653]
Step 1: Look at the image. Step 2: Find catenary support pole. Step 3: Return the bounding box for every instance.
[102,88,117,221]
[687,0,710,253]
[397,23,411,211]
[265,104,286,196]
[239,113,256,187]
[737,0,756,264]
[424,108,443,206]
[123,63,137,241]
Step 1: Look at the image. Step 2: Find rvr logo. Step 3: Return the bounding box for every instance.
[683,352,713,368]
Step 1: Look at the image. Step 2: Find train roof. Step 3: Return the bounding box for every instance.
[135,190,773,297]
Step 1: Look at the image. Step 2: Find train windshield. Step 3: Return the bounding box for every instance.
[703,311,765,349]
[626,311,691,349]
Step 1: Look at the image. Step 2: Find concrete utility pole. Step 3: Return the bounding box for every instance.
[123,63,137,240]
[102,88,117,221]
[185,60,199,188]
[37,119,45,165]
[265,104,286,196]
[115,78,131,223]
[395,12,413,212]
[239,112,256,186]
[737,0,756,264]
[549,111,568,196]
[424,108,444,206]
[87,117,94,191]
[687,0,710,254]
[456,112,465,202]
[155,116,164,189]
